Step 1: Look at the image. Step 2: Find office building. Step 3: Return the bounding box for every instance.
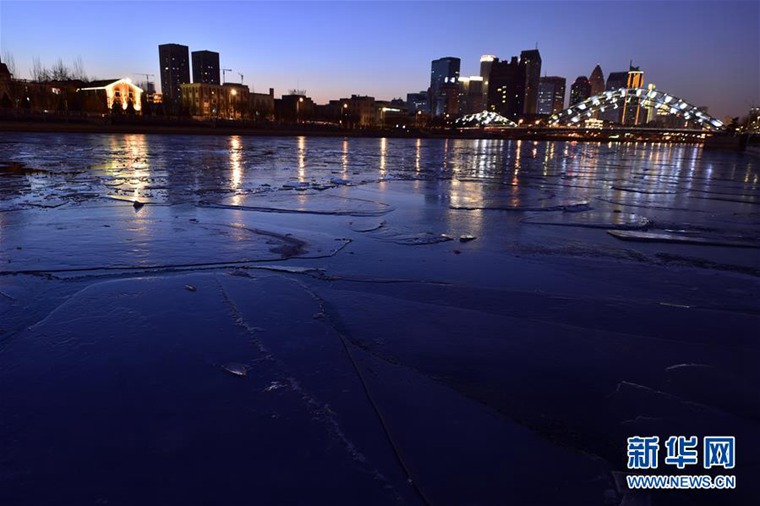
[622,65,645,125]
[406,91,429,114]
[589,65,605,96]
[158,43,190,104]
[479,55,496,109]
[569,76,591,106]
[487,56,525,121]
[252,88,275,121]
[605,71,627,91]
[181,83,225,117]
[520,49,542,115]
[458,76,484,115]
[192,50,220,85]
[599,70,631,124]
[275,93,316,123]
[430,57,460,116]
[537,76,566,115]
[626,65,644,89]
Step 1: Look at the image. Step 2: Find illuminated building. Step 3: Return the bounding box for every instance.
[458,76,484,115]
[406,91,429,114]
[348,95,376,127]
[487,56,525,121]
[479,55,496,109]
[602,71,627,123]
[537,76,566,115]
[181,83,225,117]
[78,78,143,113]
[621,64,645,125]
[376,100,405,127]
[275,93,315,123]
[430,57,460,116]
[223,83,250,119]
[643,83,661,124]
[520,49,542,115]
[192,50,220,85]
[181,82,252,119]
[748,107,760,133]
[570,76,591,106]
[158,43,190,104]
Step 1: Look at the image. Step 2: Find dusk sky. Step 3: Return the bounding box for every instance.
[0,1,757,119]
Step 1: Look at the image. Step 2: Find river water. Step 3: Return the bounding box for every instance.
[0,133,758,505]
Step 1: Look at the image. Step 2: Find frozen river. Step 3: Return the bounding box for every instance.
[0,133,758,505]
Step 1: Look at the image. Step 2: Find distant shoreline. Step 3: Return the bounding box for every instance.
[0,119,439,139]
[0,119,709,144]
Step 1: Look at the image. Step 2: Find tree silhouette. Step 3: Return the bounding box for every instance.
[126,99,136,116]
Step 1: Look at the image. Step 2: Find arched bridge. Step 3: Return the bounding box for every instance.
[548,88,724,131]
[454,111,518,128]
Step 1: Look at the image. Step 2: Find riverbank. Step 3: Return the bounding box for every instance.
[0,118,711,143]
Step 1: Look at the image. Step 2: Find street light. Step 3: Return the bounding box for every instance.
[230,88,238,119]
[297,96,304,124]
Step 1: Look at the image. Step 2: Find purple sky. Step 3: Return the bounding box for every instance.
[1,1,758,118]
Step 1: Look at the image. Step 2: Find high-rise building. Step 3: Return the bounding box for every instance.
[605,71,628,91]
[601,71,628,124]
[479,55,497,109]
[589,65,605,96]
[520,49,542,115]
[537,76,566,115]
[406,91,429,115]
[158,43,190,104]
[487,56,525,121]
[458,76,484,115]
[192,50,220,85]
[626,65,644,89]
[430,57,460,116]
[747,107,760,133]
[569,76,591,106]
[622,64,645,125]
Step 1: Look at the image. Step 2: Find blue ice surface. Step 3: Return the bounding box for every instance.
[0,134,758,505]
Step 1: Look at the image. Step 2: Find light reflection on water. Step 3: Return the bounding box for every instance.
[379,137,387,177]
[0,133,758,272]
[342,138,349,175]
[297,136,306,182]
[229,136,243,190]
[0,134,756,219]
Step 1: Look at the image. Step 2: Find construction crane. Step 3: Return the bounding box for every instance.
[238,72,244,84]
[135,73,155,91]
[222,68,232,84]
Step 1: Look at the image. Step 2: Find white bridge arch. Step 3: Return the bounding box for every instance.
[453,111,518,128]
[548,88,724,131]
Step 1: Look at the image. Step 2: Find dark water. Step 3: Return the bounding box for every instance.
[0,134,758,505]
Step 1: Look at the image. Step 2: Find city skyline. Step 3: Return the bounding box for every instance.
[0,1,757,119]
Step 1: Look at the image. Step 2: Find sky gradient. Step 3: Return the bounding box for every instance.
[1,0,758,119]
